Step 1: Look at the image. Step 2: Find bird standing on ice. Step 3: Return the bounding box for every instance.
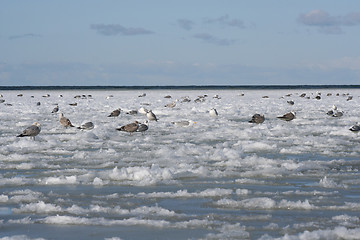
[116,121,139,135]
[138,107,148,115]
[59,113,75,128]
[17,122,41,140]
[52,105,59,113]
[209,108,218,117]
[137,120,149,134]
[146,110,158,121]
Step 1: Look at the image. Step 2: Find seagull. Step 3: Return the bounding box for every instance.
[327,105,343,117]
[138,107,149,115]
[277,111,296,121]
[77,122,94,130]
[17,122,41,140]
[327,105,337,116]
[249,114,265,124]
[181,96,191,103]
[209,108,218,117]
[164,101,177,108]
[59,113,75,128]
[349,123,360,132]
[213,94,221,99]
[52,105,59,113]
[108,108,121,117]
[287,100,295,105]
[146,110,158,121]
[194,97,206,103]
[171,120,196,127]
[116,121,139,135]
[126,110,138,115]
[332,111,343,118]
[137,120,149,134]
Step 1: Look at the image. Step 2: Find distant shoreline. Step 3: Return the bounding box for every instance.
[1,85,360,90]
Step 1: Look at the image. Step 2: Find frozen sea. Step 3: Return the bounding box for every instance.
[0,87,360,240]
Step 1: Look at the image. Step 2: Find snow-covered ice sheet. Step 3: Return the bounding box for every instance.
[0,88,359,239]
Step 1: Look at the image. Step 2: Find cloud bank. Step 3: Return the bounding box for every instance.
[193,33,236,46]
[203,14,245,29]
[177,15,244,46]
[298,10,360,34]
[9,33,42,40]
[177,19,195,31]
[2,60,359,86]
[90,24,154,36]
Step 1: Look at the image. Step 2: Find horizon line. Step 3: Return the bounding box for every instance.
[1,84,360,90]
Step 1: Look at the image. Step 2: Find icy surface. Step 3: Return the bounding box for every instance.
[0,89,360,239]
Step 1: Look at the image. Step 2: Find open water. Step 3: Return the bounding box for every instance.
[0,87,359,239]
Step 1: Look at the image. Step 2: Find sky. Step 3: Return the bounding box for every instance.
[1,0,360,86]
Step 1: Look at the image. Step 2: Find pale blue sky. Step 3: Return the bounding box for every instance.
[1,0,360,86]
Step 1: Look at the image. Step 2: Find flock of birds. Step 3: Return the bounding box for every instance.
[245,92,359,133]
[15,106,154,140]
[5,90,360,140]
